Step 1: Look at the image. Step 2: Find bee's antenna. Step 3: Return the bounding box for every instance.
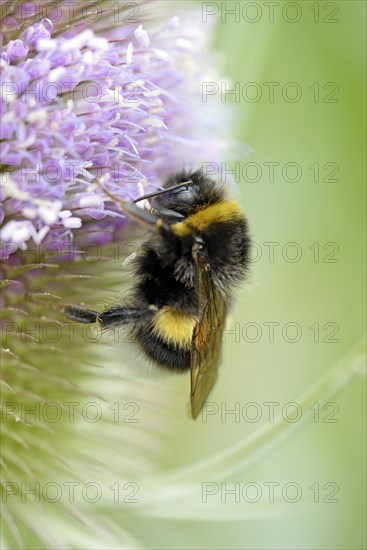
[133,180,193,203]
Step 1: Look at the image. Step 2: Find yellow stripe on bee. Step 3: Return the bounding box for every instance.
[171,200,244,236]
[151,306,198,348]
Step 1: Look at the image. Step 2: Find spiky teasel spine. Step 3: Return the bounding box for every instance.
[1,242,175,546]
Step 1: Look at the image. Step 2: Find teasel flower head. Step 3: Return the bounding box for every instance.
[0,1,232,547]
[0,0,226,258]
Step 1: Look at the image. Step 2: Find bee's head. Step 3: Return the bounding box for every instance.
[155,169,225,218]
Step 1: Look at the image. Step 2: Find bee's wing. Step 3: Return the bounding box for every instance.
[190,254,227,419]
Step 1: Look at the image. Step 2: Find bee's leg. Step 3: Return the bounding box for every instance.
[64,304,158,327]
[98,305,158,328]
[64,305,99,323]
[94,178,167,230]
[95,179,184,234]
[150,207,185,222]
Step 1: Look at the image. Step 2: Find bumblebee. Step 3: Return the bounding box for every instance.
[64,169,251,418]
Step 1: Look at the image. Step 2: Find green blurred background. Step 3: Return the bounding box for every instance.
[130,1,366,548]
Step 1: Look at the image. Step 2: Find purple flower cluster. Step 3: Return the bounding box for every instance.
[0,2,227,259]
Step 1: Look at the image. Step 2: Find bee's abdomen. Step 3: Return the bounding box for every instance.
[136,327,191,370]
[136,306,197,371]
